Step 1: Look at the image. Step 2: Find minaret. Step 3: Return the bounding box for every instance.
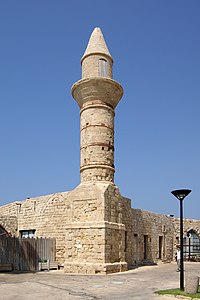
[72,27,123,183]
[65,28,128,275]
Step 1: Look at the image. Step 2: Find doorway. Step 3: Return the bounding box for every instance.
[144,235,148,259]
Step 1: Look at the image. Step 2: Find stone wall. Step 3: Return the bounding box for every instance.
[1,188,200,273]
[65,182,127,274]
[173,218,200,239]
[130,209,174,264]
[0,202,18,217]
[0,183,127,273]
[0,215,18,236]
[0,192,71,263]
[117,198,175,266]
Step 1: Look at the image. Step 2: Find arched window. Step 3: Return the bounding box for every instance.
[184,229,200,260]
[99,59,107,77]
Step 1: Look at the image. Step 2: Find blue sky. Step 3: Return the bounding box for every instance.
[0,0,199,219]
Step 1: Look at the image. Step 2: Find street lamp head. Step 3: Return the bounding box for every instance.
[171,189,191,201]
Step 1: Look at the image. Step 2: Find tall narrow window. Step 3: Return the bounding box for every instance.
[99,59,107,77]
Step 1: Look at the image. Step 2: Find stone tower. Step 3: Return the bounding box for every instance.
[72,27,123,183]
[64,28,129,274]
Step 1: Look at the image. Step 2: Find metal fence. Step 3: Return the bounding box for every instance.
[183,242,200,261]
[0,237,56,271]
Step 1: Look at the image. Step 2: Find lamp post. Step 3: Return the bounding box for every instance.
[171,189,191,290]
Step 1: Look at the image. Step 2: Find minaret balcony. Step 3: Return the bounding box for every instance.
[72,77,123,109]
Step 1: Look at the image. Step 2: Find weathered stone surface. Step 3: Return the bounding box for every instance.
[185,273,199,294]
[64,182,127,274]
[0,216,17,236]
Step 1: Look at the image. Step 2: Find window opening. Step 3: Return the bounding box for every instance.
[20,229,35,238]
[99,59,107,77]
[183,230,200,261]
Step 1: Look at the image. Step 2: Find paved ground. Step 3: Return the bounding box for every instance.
[0,262,200,300]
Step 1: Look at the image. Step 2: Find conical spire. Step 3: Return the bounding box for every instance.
[81,27,113,63]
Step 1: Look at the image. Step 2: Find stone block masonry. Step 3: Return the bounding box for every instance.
[64,182,128,274]
[0,216,18,236]
[1,27,200,274]
[63,27,127,273]
[1,189,200,271]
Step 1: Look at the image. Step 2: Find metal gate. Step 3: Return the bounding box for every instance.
[183,230,200,261]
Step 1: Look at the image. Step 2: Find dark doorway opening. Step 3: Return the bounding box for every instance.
[159,236,163,259]
[144,235,148,259]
